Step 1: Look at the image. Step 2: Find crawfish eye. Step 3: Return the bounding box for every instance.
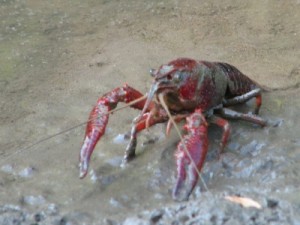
[173,72,183,83]
[149,69,157,77]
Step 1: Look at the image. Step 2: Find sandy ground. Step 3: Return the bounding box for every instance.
[1,0,300,224]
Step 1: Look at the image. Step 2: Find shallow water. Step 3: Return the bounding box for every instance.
[1,0,300,224]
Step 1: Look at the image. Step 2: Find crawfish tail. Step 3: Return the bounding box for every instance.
[217,62,260,95]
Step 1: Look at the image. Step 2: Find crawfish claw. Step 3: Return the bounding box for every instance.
[172,157,200,201]
[79,99,110,179]
[172,109,208,201]
[79,131,102,178]
[79,85,148,179]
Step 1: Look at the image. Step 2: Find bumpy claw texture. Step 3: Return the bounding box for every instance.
[79,98,110,178]
[172,109,208,201]
[79,85,146,178]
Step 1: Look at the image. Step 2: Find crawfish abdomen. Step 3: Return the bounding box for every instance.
[217,62,258,98]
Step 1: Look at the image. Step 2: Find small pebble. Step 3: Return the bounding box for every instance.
[22,195,46,206]
[101,175,116,186]
[2,204,21,212]
[113,134,128,144]
[240,140,264,157]
[1,164,14,174]
[179,215,189,223]
[58,212,93,225]
[141,137,158,147]
[150,209,164,223]
[106,156,123,167]
[154,193,164,200]
[89,169,98,182]
[47,203,59,216]
[103,218,119,225]
[227,142,240,152]
[18,167,36,178]
[109,198,123,208]
[123,217,149,225]
[34,212,45,222]
[267,199,278,209]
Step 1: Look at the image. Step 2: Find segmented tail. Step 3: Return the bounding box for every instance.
[217,62,260,96]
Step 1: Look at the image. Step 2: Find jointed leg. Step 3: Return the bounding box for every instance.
[223,88,262,114]
[124,106,168,162]
[208,115,230,157]
[216,107,266,127]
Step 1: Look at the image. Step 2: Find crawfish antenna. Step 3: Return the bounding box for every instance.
[2,95,148,164]
[135,82,159,123]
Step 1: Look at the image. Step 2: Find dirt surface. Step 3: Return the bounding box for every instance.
[1,0,300,224]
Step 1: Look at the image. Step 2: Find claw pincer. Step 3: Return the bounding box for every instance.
[79,98,110,178]
[79,85,146,178]
[173,109,208,201]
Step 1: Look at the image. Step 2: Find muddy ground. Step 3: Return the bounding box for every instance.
[0,0,300,224]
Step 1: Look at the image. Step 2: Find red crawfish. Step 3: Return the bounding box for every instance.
[79,58,266,201]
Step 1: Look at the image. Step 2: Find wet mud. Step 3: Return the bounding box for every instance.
[0,0,300,224]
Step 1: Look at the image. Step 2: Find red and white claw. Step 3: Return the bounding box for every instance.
[79,99,110,178]
[79,85,147,179]
[172,109,209,201]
